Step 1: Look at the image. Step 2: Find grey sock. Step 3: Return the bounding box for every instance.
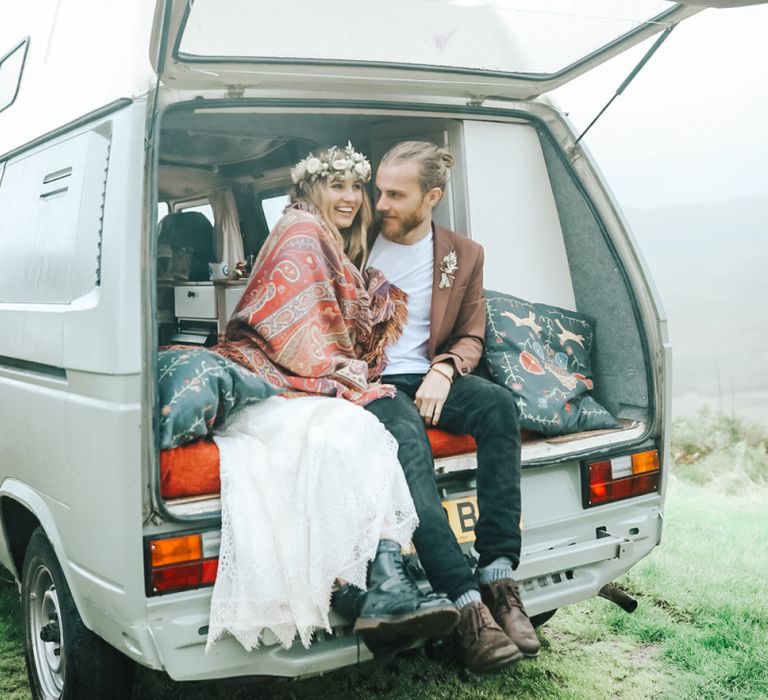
[454,589,482,609]
[376,539,401,554]
[477,556,515,585]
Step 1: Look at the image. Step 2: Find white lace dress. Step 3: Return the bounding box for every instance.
[206,396,418,652]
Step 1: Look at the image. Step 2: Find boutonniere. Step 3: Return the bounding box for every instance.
[438,250,458,289]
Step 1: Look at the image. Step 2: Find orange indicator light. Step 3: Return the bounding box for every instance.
[149,534,202,568]
[632,450,660,474]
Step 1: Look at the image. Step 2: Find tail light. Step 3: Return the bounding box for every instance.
[582,449,660,508]
[145,531,219,596]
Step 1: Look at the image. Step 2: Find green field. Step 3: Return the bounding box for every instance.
[2,411,767,699]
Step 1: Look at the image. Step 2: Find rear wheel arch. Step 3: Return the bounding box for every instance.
[1,495,41,578]
[0,489,81,616]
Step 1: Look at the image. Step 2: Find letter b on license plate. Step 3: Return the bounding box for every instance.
[442,495,478,544]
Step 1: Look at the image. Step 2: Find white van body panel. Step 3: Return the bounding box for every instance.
[0,102,146,371]
[0,101,149,662]
[0,1,156,156]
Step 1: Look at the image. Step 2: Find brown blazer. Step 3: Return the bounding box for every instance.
[428,225,486,376]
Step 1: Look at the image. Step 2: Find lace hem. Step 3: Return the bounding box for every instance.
[206,397,417,652]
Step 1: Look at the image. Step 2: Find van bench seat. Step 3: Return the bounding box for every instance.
[160,429,480,501]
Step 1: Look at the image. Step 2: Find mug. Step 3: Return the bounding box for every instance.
[208,261,229,281]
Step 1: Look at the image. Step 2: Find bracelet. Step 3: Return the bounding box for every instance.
[429,364,454,384]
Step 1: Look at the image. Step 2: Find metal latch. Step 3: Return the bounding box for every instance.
[617,537,633,559]
[596,526,633,559]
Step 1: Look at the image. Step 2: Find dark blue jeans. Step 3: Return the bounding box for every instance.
[365,373,522,601]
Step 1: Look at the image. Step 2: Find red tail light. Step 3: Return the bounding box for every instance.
[582,450,660,508]
[145,531,219,595]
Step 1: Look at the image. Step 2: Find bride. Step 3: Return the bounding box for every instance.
[208,144,458,653]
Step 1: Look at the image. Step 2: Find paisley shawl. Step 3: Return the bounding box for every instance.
[215,205,407,405]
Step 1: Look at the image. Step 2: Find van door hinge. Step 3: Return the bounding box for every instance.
[467,95,486,107]
[227,85,246,99]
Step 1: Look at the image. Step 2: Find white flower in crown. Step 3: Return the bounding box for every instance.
[305,157,321,174]
[290,142,372,187]
[290,160,307,183]
[438,250,458,288]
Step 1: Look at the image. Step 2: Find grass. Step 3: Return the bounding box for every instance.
[2,411,767,699]
[671,408,768,493]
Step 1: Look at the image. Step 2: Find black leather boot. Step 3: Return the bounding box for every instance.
[352,545,459,642]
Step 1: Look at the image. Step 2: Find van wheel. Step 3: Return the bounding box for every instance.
[22,527,134,700]
[530,609,557,628]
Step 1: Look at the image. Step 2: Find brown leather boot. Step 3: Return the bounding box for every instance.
[480,578,541,658]
[456,602,523,674]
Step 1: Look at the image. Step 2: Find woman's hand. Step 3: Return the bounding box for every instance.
[414,363,455,427]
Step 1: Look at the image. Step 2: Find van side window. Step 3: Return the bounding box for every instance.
[0,39,29,114]
[0,126,111,303]
[177,201,214,224]
[260,193,290,232]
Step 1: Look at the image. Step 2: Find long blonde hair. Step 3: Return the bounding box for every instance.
[291,178,372,268]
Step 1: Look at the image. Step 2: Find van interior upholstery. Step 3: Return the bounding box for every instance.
[156,107,650,438]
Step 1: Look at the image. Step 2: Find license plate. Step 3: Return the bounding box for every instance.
[442,495,478,544]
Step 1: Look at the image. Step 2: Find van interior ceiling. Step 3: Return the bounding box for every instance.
[155,107,651,430]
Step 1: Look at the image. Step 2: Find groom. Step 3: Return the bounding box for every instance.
[364,141,540,674]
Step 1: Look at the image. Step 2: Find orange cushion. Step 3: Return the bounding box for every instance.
[159,428,480,500]
[427,429,477,459]
[160,439,220,499]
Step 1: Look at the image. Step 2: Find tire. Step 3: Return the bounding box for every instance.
[530,608,557,628]
[22,527,135,700]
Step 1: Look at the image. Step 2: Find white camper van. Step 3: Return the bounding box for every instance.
[0,1,744,697]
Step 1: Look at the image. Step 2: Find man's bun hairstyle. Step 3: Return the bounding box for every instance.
[380,140,454,193]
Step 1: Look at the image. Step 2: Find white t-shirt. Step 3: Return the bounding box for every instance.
[368,232,434,375]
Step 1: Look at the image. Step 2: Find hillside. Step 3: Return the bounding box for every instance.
[625,194,768,425]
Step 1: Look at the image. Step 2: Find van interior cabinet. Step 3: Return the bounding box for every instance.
[167,281,247,344]
[174,283,217,320]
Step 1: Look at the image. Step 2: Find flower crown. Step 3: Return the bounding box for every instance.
[290,142,372,187]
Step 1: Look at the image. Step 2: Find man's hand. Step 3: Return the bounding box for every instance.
[415,363,455,427]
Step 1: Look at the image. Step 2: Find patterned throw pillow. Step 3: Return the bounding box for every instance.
[484,291,619,436]
[158,348,281,449]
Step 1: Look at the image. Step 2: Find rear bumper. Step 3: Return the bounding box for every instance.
[138,505,660,681]
[515,508,661,618]
[144,601,372,681]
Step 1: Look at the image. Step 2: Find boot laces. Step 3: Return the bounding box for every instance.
[394,555,421,594]
[499,581,522,611]
[465,603,496,644]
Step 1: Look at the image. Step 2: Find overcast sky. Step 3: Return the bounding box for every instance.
[551,4,768,209]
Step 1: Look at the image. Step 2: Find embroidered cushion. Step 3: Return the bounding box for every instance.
[158,348,281,449]
[484,291,619,436]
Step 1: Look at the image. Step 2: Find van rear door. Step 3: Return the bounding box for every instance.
[150,0,714,99]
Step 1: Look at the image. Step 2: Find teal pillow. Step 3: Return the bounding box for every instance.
[158,348,281,449]
[484,291,619,436]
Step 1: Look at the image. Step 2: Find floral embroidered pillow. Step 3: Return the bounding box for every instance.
[484,291,619,436]
[158,348,281,449]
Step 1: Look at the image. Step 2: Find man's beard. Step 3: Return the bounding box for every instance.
[376,208,426,239]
